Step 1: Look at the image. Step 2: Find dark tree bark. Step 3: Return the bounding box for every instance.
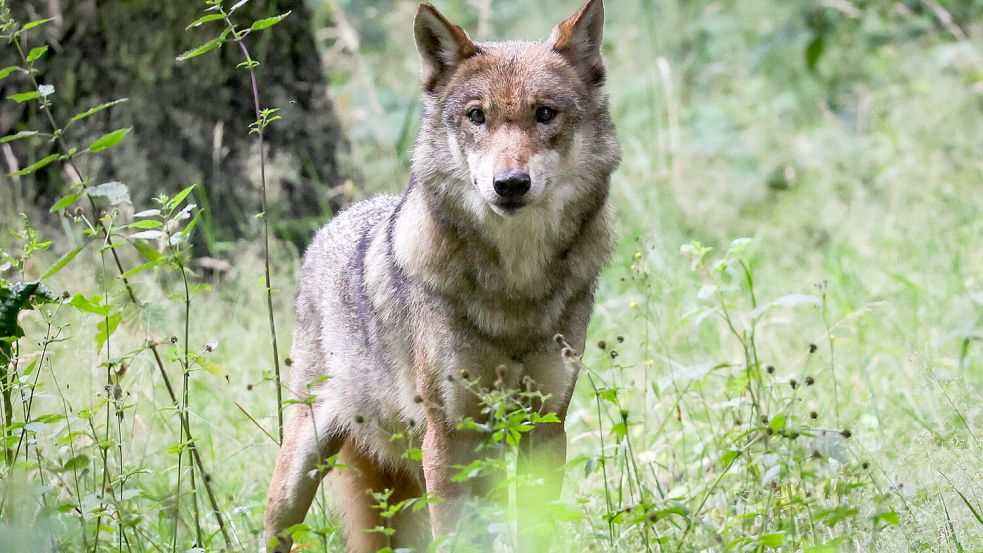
[1,0,349,250]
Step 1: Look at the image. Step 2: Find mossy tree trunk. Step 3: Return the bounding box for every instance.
[1,0,349,251]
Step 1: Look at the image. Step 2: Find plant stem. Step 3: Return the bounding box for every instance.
[10,32,233,551]
[223,13,284,442]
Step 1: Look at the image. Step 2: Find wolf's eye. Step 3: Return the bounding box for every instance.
[467,108,485,125]
[535,106,557,124]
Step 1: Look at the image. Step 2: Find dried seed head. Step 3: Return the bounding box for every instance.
[354,415,365,424]
[809,411,818,419]
[413,395,423,404]
[597,340,607,350]
[246,383,254,391]
[408,419,416,427]
[169,336,179,344]
[790,379,798,389]
[861,461,870,470]
[766,365,776,374]
[616,336,625,343]
[809,343,818,353]
[561,347,576,359]
[460,370,470,380]
[805,376,815,386]
[609,350,619,360]
[204,343,215,353]
[553,333,566,345]
[840,428,852,439]
[61,290,71,299]
[284,357,293,366]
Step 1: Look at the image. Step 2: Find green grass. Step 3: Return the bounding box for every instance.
[2,0,983,551]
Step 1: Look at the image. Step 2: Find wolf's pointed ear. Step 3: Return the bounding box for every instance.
[414,2,479,93]
[548,0,606,86]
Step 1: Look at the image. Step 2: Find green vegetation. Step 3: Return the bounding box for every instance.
[2,0,982,551]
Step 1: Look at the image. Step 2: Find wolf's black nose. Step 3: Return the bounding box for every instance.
[493,171,531,199]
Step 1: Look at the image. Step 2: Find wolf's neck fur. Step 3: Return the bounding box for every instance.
[392,174,610,300]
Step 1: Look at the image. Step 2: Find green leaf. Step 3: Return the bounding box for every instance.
[22,18,55,32]
[758,533,786,548]
[251,11,291,31]
[166,184,197,212]
[118,258,162,280]
[9,153,59,176]
[95,311,122,350]
[806,35,825,73]
[7,90,41,103]
[185,13,225,29]
[68,99,128,125]
[40,246,84,280]
[49,192,80,212]
[69,294,109,316]
[1,130,41,143]
[768,414,786,432]
[0,66,23,79]
[26,46,48,63]
[62,454,90,472]
[195,355,227,378]
[87,128,131,153]
[87,181,131,205]
[126,220,162,230]
[131,239,162,262]
[176,33,227,61]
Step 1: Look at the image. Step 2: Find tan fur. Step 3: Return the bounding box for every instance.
[264,1,618,550]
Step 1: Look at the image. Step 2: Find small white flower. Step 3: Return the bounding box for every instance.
[38,84,55,97]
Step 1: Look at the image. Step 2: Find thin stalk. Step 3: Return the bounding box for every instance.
[222,12,284,442]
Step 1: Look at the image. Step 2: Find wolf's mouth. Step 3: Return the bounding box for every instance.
[490,199,527,216]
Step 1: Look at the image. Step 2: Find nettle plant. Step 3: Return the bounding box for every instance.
[572,238,904,551]
[0,0,293,550]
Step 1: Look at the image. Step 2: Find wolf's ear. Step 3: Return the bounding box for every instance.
[414,3,479,93]
[549,0,606,86]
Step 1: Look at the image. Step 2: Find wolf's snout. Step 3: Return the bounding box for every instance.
[493,170,531,199]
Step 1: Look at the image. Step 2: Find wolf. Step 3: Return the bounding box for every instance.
[263,0,620,550]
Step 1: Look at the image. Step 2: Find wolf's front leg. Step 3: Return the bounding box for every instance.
[516,424,568,551]
[422,415,491,537]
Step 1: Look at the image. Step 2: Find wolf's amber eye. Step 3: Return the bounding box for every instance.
[467,108,485,125]
[535,106,557,124]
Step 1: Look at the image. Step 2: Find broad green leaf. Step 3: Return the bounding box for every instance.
[87,128,131,153]
[69,294,109,316]
[768,414,786,432]
[758,533,785,548]
[251,11,291,31]
[26,46,48,63]
[0,66,23,79]
[95,311,122,350]
[62,454,90,472]
[49,192,80,212]
[126,220,162,230]
[68,99,128,125]
[131,239,162,262]
[9,153,59,176]
[186,13,225,29]
[40,246,84,280]
[87,181,131,205]
[7,90,41,103]
[1,130,40,143]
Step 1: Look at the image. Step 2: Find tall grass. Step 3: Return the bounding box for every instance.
[2,0,982,552]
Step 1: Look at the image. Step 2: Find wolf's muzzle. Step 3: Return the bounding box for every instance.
[493,170,532,200]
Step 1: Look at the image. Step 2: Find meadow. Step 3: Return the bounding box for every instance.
[1,0,982,551]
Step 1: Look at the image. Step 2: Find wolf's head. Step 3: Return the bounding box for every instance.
[411,0,620,221]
